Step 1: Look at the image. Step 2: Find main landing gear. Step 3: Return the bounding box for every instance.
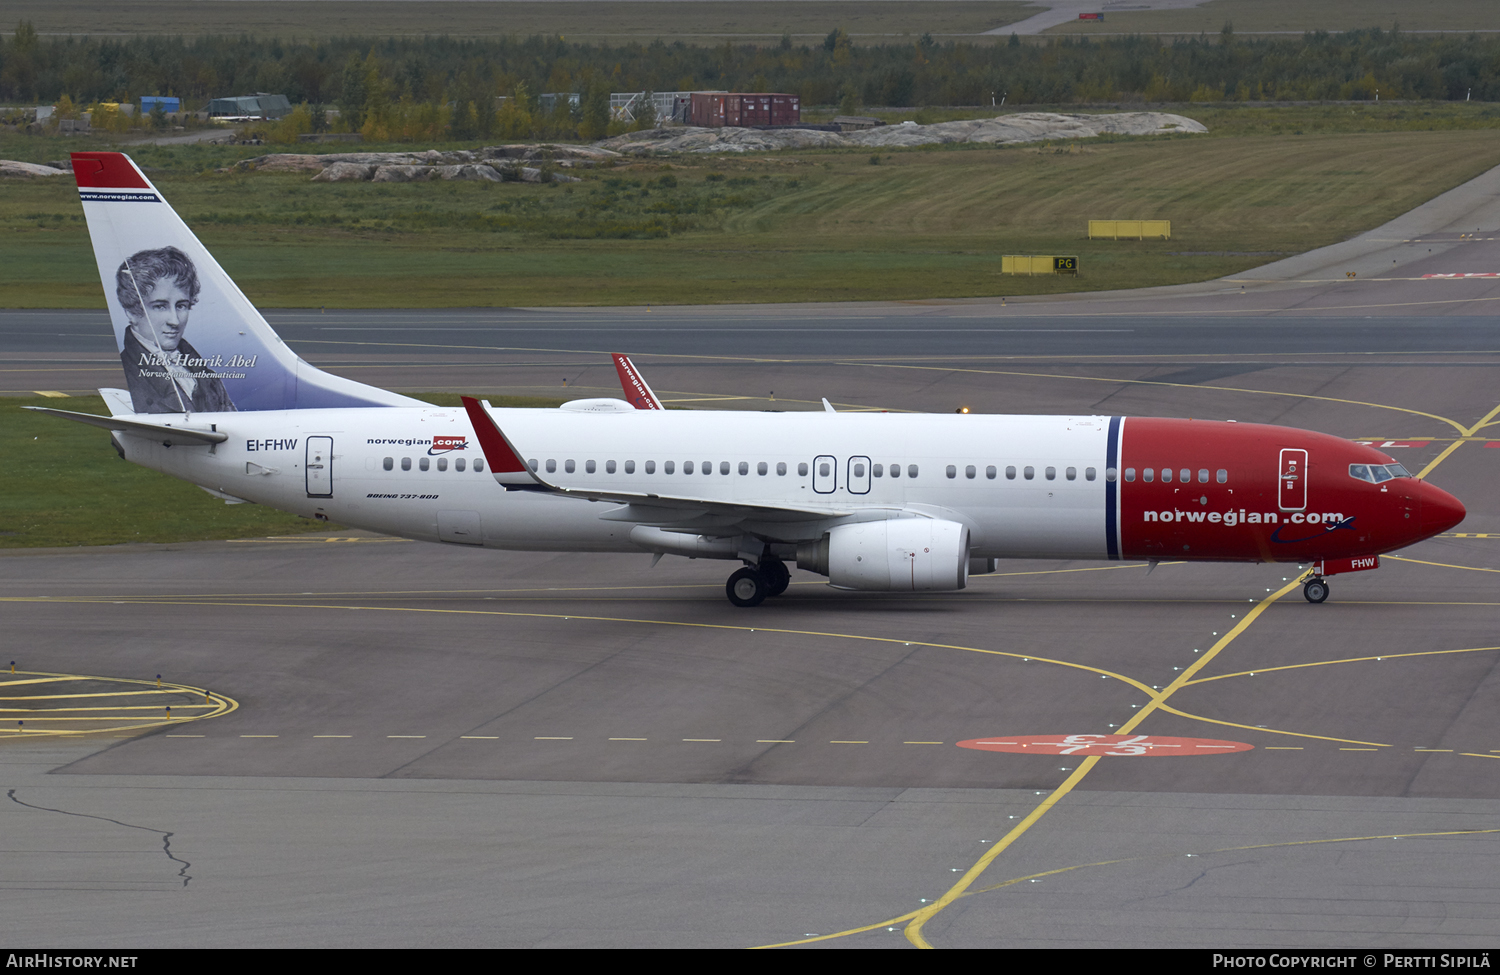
[726,559,791,607]
[1303,577,1330,604]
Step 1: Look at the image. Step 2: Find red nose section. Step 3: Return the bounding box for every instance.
[1418,482,1466,536]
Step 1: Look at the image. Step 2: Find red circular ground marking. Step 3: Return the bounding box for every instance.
[957,734,1254,757]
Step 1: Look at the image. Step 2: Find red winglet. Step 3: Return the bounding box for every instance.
[71,152,151,189]
[612,353,663,410]
[461,396,531,475]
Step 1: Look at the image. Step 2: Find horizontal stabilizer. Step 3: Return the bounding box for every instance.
[24,406,228,446]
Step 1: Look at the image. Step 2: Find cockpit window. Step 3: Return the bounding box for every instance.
[1350,463,1411,483]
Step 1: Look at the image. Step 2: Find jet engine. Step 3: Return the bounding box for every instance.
[798,519,970,591]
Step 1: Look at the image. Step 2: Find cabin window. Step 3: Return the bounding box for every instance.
[605,460,616,474]
[455,458,465,472]
[1123,468,1135,481]
[545,459,557,473]
[400,457,411,471]
[853,462,866,478]
[564,460,575,474]
[383,457,393,471]
[1161,468,1173,483]
[474,458,485,472]
[624,460,635,474]
[1217,469,1227,483]
[1045,467,1056,480]
[1198,469,1209,483]
[966,465,976,479]
[907,465,919,478]
[1024,466,1035,480]
[664,461,675,474]
[820,462,832,477]
[757,462,768,475]
[437,457,448,471]
[890,464,901,479]
[528,459,538,471]
[1006,466,1016,480]
[777,462,787,476]
[1065,467,1076,481]
[986,466,997,479]
[684,461,695,474]
[721,461,731,475]
[946,465,957,479]
[585,460,596,474]
[419,457,430,472]
[644,460,655,474]
[1085,467,1096,481]
[739,462,749,475]
[1143,468,1154,483]
[798,463,809,476]
[1179,469,1190,483]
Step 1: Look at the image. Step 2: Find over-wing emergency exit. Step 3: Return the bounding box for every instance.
[30,152,1466,606]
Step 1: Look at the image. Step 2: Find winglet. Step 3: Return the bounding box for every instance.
[460,396,549,490]
[612,354,663,410]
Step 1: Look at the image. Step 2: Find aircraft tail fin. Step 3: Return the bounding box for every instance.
[612,353,664,410]
[72,151,425,415]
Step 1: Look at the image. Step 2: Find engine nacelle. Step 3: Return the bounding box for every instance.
[799,519,970,592]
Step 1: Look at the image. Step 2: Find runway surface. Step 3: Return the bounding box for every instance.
[3,177,1500,949]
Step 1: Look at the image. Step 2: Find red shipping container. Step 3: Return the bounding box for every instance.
[690,92,798,127]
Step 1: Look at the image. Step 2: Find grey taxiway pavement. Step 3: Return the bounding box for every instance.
[3,170,1500,949]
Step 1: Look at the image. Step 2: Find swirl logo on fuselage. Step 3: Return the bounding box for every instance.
[1271,515,1357,545]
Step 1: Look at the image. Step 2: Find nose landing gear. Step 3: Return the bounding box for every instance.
[725,559,792,607]
[1303,577,1329,603]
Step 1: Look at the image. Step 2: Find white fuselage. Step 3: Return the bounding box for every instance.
[121,406,1116,559]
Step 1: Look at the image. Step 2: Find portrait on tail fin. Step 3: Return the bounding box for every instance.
[116,246,236,414]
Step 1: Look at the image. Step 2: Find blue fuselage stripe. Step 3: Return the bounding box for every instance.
[1105,416,1121,560]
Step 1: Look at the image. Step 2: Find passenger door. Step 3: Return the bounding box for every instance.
[306,436,333,498]
[1277,448,1306,512]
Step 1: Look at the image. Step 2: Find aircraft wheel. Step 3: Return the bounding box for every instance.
[1303,579,1330,604]
[760,559,791,596]
[727,566,769,607]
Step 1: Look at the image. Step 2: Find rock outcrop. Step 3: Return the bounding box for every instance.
[239,144,611,182]
[597,112,1206,154]
[0,160,70,178]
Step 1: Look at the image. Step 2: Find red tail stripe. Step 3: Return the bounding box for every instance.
[71,152,150,189]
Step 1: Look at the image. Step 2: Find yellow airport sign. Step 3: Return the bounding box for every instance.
[1089,220,1170,240]
[1002,255,1078,275]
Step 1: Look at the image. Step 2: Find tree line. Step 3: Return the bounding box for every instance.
[4,22,1499,138]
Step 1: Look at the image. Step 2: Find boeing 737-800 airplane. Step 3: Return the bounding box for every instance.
[30,152,1466,606]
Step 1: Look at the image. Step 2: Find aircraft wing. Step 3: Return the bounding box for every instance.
[460,396,850,521]
[24,406,229,446]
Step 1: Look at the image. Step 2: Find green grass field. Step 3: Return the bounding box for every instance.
[4,1,1036,42]
[5,118,1500,308]
[0,393,567,548]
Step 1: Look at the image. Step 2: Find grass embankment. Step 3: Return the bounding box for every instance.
[0,393,565,548]
[1,1,1035,42]
[5,119,1500,307]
